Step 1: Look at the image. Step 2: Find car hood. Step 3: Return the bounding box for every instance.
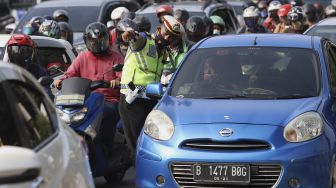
[158,96,322,126]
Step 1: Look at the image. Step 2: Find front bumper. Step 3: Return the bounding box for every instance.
[136,123,334,188]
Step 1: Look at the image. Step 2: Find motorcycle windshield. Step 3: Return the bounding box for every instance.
[56,77,92,106]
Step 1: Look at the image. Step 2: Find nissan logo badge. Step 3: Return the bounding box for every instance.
[219,128,233,137]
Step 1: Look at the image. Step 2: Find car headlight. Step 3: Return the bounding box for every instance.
[144,110,174,141]
[284,112,324,142]
[57,107,88,125]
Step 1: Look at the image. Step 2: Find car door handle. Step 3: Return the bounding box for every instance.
[32,176,45,188]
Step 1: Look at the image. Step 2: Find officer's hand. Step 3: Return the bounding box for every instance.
[54,79,62,90]
[110,79,120,88]
[122,31,135,42]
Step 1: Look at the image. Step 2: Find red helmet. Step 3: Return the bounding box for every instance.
[7,34,35,47]
[277,4,292,17]
[6,34,36,67]
[156,5,173,17]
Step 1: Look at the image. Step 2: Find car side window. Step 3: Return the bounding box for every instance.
[325,42,336,95]
[4,81,54,149]
[36,47,71,76]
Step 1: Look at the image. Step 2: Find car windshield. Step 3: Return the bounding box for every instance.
[170,47,321,99]
[37,47,71,76]
[15,6,100,33]
[137,11,205,33]
[305,26,336,44]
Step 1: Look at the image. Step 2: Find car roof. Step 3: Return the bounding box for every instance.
[198,34,316,49]
[314,17,336,26]
[35,0,116,8]
[30,36,69,49]
[137,0,232,14]
[0,34,11,47]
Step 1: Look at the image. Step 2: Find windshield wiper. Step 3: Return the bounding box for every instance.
[276,94,317,99]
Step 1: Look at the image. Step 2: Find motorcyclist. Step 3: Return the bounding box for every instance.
[23,21,41,36]
[54,22,123,148]
[314,3,325,21]
[325,5,336,18]
[53,9,69,23]
[158,15,189,85]
[238,6,269,33]
[109,7,130,46]
[264,0,282,32]
[58,21,73,45]
[303,3,317,27]
[133,15,151,33]
[39,20,61,39]
[258,0,268,22]
[186,16,206,47]
[156,4,173,24]
[286,6,309,33]
[6,34,53,99]
[118,19,165,154]
[210,15,226,35]
[203,16,214,37]
[273,4,292,33]
[114,18,138,57]
[173,9,190,28]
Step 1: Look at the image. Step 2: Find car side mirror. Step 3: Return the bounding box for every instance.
[5,23,16,34]
[0,146,41,185]
[146,83,163,99]
[38,76,54,86]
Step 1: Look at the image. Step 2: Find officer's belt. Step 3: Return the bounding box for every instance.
[120,84,146,92]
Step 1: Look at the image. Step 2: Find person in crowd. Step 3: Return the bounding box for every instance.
[133,15,152,34]
[23,21,41,36]
[325,5,336,18]
[110,7,130,53]
[273,4,292,33]
[186,16,206,47]
[258,0,269,22]
[58,21,73,45]
[238,6,269,33]
[118,19,165,154]
[210,15,226,35]
[53,9,69,23]
[173,9,190,28]
[203,16,214,37]
[303,3,317,28]
[54,22,123,149]
[39,20,61,39]
[156,4,173,24]
[314,3,325,21]
[289,0,304,7]
[111,7,130,27]
[264,0,282,32]
[286,6,309,33]
[114,18,137,57]
[6,34,53,99]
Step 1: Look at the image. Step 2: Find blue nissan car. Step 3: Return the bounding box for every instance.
[136,34,336,188]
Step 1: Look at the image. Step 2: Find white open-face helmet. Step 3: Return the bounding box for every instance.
[243,6,260,18]
[268,0,282,12]
[111,7,129,20]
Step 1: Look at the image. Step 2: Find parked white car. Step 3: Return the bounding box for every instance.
[0,62,94,188]
[0,34,11,60]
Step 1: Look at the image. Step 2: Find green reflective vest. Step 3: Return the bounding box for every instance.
[120,38,163,93]
[162,42,188,72]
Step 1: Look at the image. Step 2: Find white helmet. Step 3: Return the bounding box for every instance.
[268,0,282,12]
[243,6,259,18]
[111,7,129,20]
[162,15,185,36]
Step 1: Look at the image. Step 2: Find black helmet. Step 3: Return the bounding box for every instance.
[83,22,110,55]
[186,16,206,42]
[116,18,138,33]
[288,6,304,22]
[202,16,214,37]
[303,3,317,22]
[29,16,45,26]
[58,21,73,44]
[173,9,190,26]
[133,16,151,33]
[53,9,69,22]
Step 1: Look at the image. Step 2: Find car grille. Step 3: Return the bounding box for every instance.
[170,162,281,188]
[181,139,271,150]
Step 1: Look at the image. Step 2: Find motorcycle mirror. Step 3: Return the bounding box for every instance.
[113,64,123,72]
[38,76,54,86]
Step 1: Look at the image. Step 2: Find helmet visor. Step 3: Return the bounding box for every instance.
[244,17,258,28]
[7,45,33,66]
[85,34,110,54]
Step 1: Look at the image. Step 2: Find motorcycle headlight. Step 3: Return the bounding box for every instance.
[144,110,174,141]
[284,112,324,142]
[57,107,88,125]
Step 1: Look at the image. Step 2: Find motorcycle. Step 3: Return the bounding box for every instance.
[39,64,131,183]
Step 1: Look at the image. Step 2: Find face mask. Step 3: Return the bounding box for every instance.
[213,29,221,36]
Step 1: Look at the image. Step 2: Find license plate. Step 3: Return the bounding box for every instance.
[193,164,250,183]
